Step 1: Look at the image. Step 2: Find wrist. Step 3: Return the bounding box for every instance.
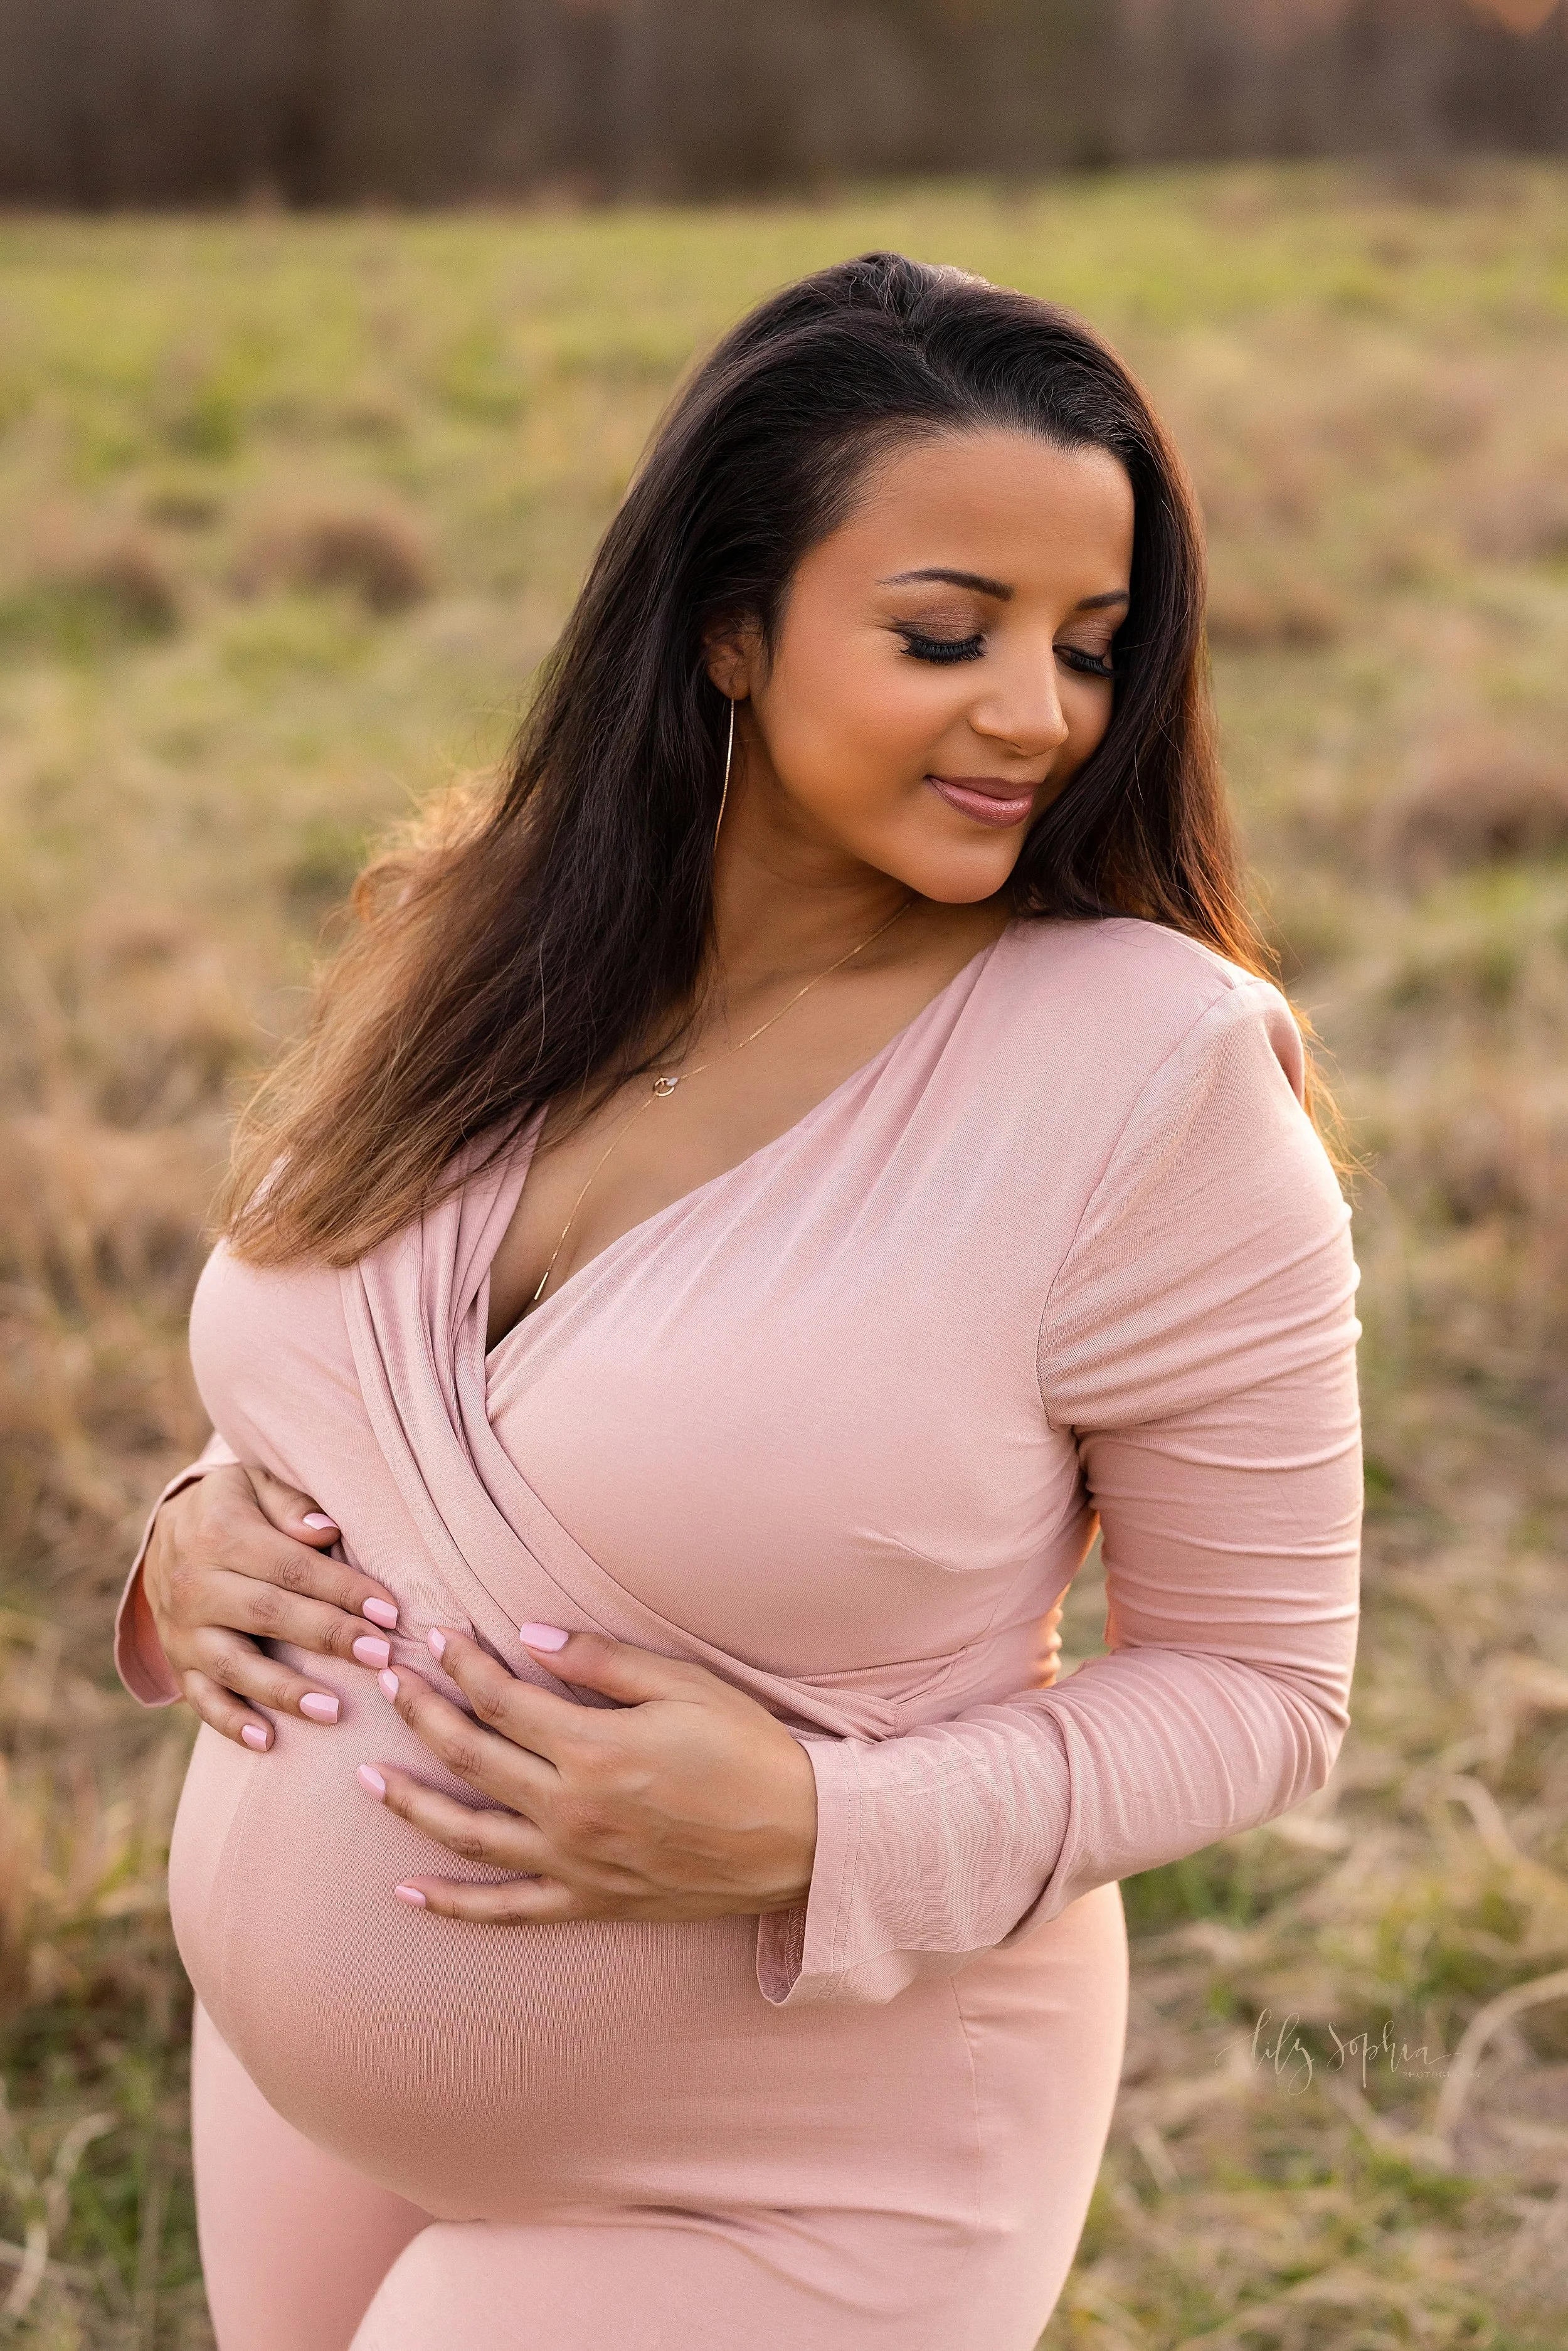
[761,1740,818,1909]
[118,1560,183,1707]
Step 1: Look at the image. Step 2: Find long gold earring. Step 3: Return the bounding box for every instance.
[712,696,736,856]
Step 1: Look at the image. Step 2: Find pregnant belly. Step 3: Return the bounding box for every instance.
[168,1704,991,2223]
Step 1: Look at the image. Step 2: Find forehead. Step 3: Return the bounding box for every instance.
[820,427,1134,588]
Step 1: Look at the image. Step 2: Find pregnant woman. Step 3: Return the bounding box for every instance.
[117,253,1362,2350]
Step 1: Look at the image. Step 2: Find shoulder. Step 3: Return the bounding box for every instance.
[189,1239,358,1442]
[985,915,1305,1108]
[1022,928,1355,1425]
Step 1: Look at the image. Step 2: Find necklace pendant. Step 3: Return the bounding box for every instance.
[651,1075,679,1098]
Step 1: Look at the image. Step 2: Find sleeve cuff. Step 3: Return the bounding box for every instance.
[754,1708,1079,2010]
[756,1734,906,2008]
[114,1433,240,1706]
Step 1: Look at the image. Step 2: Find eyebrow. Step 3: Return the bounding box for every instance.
[878,566,1013,599]
[877,568,1130,612]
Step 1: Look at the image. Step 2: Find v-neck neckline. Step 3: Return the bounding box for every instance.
[482,922,1012,1367]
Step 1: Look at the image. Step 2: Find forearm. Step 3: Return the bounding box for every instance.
[760,1339,1363,2009]
[758,1640,1347,2006]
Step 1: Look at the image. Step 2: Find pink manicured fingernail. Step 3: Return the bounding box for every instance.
[241,1723,270,1752]
[300,1692,339,1724]
[302,1512,339,1531]
[352,1635,391,1669]
[362,1598,399,1630]
[357,1764,386,1798]
[379,1669,400,1700]
[519,1621,569,1652]
[394,1884,426,1909]
[426,1627,447,1661]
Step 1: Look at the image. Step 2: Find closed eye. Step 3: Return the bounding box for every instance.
[898,627,1115,678]
[897,629,985,666]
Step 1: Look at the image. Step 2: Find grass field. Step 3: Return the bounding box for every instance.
[3,162,1568,2348]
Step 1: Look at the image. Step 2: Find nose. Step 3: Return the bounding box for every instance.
[969,646,1070,760]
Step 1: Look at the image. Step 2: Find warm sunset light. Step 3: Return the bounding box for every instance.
[1469,0,1558,26]
[3,4,1565,2345]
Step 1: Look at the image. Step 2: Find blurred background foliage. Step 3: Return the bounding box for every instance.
[0,1,1565,206]
[1,124,1568,2351]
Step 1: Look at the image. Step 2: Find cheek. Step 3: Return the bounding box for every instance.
[1062,681,1115,765]
[762,639,951,795]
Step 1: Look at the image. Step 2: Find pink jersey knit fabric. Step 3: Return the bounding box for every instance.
[118,915,1361,2349]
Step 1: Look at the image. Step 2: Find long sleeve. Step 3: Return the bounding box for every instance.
[758,982,1362,2008]
[114,1429,241,1705]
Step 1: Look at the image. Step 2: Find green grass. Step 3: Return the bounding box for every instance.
[3,161,1568,2348]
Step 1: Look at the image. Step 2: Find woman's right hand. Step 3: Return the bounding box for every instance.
[139,1465,401,1752]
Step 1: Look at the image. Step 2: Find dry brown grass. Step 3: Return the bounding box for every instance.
[231,501,433,614]
[0,526,182,660]
[1371,742,1568,881]
[2,166,1567,2347]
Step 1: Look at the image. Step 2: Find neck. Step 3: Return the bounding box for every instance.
[711,845,913,986]
[706,742,915,987]
[697,713,1013,1011]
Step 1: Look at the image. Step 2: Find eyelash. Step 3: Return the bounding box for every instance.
[898,630,984,665]
[897,630,1115,679]
[1059,646,1116,679]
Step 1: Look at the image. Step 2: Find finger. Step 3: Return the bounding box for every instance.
[355,1762,549,1871]
[377,1665,559,1808]
[389,1873,580,1925]
[426,1627,594,1768]
[201,1472,399,1633]
[250,1465,341,1547]
[188,1630,347,1726]
[199,1570,398,1670]
[230,1528,400,1636]
[516,1623,700,1709]
[183,1667,275,1753]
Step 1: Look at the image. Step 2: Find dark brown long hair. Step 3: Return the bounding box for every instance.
[221,252,1280,1266]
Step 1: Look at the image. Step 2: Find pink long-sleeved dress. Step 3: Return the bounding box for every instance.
[120,915,1362,2349]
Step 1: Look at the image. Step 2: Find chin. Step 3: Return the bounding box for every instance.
[922,876,1015,907]
[890,841,1025,906]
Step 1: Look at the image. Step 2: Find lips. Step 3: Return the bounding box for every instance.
[924,775,1038,831]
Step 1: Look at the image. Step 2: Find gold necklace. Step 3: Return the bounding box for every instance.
[529,896,914,1308]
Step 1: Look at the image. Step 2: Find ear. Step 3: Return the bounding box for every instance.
[702,615,762,703]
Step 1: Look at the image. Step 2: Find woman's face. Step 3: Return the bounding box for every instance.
[711,427,1135,906]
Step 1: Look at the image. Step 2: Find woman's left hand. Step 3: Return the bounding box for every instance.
[361,1626,818,1924]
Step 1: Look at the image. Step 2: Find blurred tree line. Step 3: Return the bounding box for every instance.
[0,0,1563,206]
